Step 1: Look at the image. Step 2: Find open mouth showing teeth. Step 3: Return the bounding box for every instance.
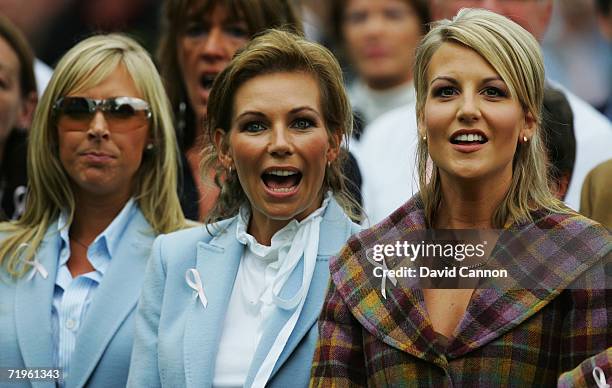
[451,133,488,145]
[200,74,217,90]
[261,169,302,192]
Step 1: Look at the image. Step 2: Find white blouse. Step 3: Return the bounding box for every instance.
[212,194,332,387]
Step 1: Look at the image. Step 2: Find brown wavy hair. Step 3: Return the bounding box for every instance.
[203,29,357,224]
[157,0,302,151]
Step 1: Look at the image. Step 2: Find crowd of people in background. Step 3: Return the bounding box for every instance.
[0,0,610,387]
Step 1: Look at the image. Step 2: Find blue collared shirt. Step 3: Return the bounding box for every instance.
[51,199,137,384]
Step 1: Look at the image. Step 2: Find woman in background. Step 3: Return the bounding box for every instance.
[311,9,610,386]
[0,15,37,221]
[0,34,184,387]
[157,0,301,220]
[128,29,360,387]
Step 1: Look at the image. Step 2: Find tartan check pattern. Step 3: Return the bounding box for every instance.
[557,348,611,387]
[311,196,611,387]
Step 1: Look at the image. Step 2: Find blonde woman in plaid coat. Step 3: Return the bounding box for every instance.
[311,9,611,387]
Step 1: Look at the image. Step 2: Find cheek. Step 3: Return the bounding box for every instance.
[123,132,149,168]
[343,25,366,54]
[57,132,79,166]
[229,39,248,56]
[302,136,331,179]
[228,135,262,173]
[423,102,451,136]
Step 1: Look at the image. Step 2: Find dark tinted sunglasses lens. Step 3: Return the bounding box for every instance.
[109,102,137,119]
[60,98,92,120]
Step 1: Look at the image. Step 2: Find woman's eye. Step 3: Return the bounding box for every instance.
[243,122,266,132]
[224,25,248,38]
[482,87,506,98]
[383,7,409,21]
[292,118,314,129]
[184,23,208,37]
[345,10,367,25]
[433,86,457,98]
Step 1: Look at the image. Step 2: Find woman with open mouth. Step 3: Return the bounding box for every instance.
[311,9,611,387]
[157,0,302,221]
[127,30,360,387]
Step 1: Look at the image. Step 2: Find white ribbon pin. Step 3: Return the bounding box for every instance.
[17,243,48,281]
[185,268,207,308]
[593,366,610,388]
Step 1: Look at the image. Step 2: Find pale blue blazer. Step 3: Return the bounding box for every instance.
[127,198,359,388]
[0,210,155,388]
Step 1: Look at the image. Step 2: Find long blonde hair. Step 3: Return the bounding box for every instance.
[413,9,567,227]
[0,34,185,277]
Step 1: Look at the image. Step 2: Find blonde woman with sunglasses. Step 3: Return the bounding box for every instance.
[0,34,185,388]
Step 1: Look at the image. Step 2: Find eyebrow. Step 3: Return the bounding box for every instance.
[430,76,504,85]
[234,106,322,121]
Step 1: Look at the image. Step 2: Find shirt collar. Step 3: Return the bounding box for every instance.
[57,198,138,272]
[235,192,332,259]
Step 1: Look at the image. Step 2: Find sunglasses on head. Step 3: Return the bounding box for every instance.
[53,96,152,131]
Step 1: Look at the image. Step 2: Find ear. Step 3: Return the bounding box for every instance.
[326,130,342,163]
[16,91,37,128]
[213,128,232,168]
[522,110,536,141]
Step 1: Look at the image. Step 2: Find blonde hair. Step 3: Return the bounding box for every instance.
[413,8,566,227]
[204,29,357,223]
[0,33,185,277]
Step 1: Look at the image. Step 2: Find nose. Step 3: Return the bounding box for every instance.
[267,126,293,157]
[362,14,385,37]
[457,93,482,123]
[201,27,226,60]
[87,112,110,141]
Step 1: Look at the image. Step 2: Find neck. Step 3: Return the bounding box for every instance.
[434,173,512,229]
[247,193,325,246]
[248,217,292,246]
[365,74,412,91]
[69,190,131,242]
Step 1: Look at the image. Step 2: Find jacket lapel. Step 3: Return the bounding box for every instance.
[330,198,447,366]
[67,211,154,387]
[447,213,611,357]
[183,219,243,388]
[245,198,355,385]
[14,225,60,387]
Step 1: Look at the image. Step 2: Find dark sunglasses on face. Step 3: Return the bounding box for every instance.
[53,96,152,131]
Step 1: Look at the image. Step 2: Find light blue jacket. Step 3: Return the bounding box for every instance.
[127,198,359,388]
[0,210,155,388]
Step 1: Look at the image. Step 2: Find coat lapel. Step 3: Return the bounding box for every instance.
[183,219,243,388]
[447,212,611,357]
[333,198,611,365]
[67,211,154,387]
[330,198,447,366]
[14,224,60,387]
[245,199,355,385]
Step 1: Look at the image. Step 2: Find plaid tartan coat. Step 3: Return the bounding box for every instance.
[311,197,611,387]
